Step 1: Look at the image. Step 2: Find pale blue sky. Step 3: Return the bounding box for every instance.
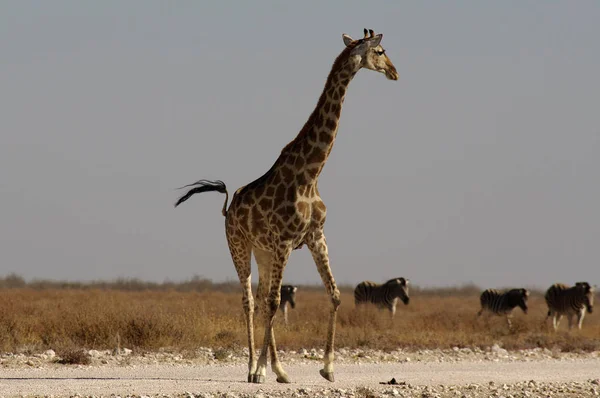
[1,2,599,288]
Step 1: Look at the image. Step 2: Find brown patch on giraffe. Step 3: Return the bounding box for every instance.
[279,165,294,182]
[282,205,297,218]
[315,113,324,128]
[332,90,340,101]
[285,186,297,202]
[307,126,318,141]
[323,102,331,114]
[332,104,342,118]
[258,197,272,212]
[297,185,308,197]
[325,117,337,131]
[274,184,286,203]
[236,206,249,220]
[307,148,327,165]
[296,172,308,186]
[305,166,319,180]
[253,184,266,200]
[273,216,286,232]
[265,185,275,197]
[294,154,305,170]
[297,201,310,219]
[258,236,270,248]
[251,206,266,235]
[315,200,327,213]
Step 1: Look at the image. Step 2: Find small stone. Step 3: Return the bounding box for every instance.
[87,350,100,358]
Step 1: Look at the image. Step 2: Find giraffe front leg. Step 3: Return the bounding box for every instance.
[306,230,340,382]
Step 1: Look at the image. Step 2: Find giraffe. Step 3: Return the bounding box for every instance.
[175,29,398,383]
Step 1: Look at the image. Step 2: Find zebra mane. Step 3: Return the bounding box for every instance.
[384,277,407,286]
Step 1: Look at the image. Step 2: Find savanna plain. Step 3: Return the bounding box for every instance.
[1,275,599,397]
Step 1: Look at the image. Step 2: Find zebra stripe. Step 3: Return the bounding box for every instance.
[545,282,595,331]
[279,285,297,326]
[477,288,529,329]
[354,277,410,317]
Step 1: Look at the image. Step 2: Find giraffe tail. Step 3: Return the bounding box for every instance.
[174,179,229,216]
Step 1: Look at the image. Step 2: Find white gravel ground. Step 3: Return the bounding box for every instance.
[1,347,599,397]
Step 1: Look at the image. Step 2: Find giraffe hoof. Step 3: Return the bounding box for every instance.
[247,374,253,383]
[276,374,291,383]
[251,374,265,384]
[320,369,334,382]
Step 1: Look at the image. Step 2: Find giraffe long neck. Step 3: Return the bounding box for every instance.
[278,52,359,185]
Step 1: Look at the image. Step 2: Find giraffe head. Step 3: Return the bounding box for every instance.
[342,28,399,81]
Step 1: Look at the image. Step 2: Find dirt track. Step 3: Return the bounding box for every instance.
[2,358,600,397]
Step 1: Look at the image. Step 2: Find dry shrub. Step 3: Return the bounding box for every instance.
[55,349,91,365]
[0,284,598,354]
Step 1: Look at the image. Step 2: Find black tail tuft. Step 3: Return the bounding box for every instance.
[174,179,228,214]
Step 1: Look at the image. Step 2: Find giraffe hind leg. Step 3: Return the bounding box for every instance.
[252,246,291,383]
[226,234,256,382]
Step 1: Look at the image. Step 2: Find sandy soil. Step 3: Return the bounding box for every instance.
[1,349,600,397]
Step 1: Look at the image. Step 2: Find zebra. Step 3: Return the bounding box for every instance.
[545,282,595,331]
[279,285,297,326]
[477,288,529,329]
[354,277,410,317]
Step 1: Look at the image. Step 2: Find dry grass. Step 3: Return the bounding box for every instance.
[0,277,598,354]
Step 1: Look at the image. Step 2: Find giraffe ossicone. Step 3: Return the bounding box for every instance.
[175,29,398,383]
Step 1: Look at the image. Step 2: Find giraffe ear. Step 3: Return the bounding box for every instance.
[342,34,354,47]
[367,34,383,48]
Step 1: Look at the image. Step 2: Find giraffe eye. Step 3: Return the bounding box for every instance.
[376,49,386,56]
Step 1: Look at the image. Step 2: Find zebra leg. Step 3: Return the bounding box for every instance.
[553,314,562,330]
[252,246,291,384]
[577,309,586,330]
[306,230,340,382]
[227,235,256,382]
[283,304,289,327]
[567,314,575,330]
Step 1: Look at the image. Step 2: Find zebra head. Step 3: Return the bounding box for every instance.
[281,285,298,309]
[506,288,529,313]
[519,288,529,313]
[388,277,410,305]
[576,282,594,313]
